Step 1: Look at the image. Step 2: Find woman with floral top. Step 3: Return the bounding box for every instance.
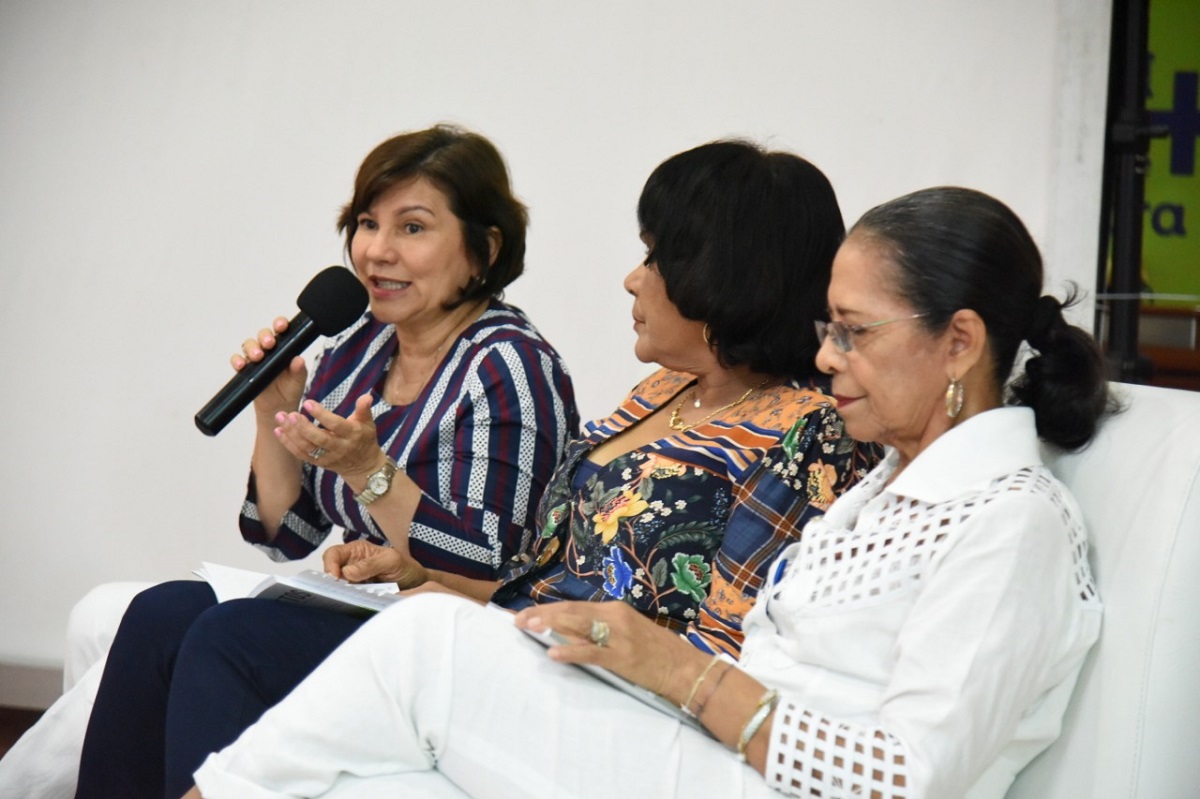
[164,138,877,795]
[486,367,867,656]
[186,187,1112,799]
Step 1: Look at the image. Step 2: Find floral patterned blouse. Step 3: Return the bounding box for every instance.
[492,368,880,655]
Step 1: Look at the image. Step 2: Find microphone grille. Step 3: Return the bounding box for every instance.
[296,266,369,336]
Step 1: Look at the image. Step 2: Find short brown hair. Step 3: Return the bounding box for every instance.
[338,125,528,305]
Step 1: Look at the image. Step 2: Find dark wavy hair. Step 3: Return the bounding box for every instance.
[636,140,844,379]
[337,124,528,308]
[851,186,1113,450]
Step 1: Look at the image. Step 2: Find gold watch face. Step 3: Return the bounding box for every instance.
[367,472,390,495]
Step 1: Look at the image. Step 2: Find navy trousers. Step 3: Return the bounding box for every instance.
[74,580,365,799]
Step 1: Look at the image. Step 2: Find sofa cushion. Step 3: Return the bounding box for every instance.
[1009,382,1200,797]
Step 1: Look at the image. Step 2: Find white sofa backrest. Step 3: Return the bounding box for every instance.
[1008,382,1200,798]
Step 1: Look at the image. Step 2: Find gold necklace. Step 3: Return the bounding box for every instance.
[386,342,448,405]
[386,310,475,405]
[667,378,772,432]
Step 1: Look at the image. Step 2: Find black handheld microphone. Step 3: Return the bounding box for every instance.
[195,266,369,436]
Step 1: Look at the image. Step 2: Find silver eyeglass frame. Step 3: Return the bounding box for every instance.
[814,313,928,352]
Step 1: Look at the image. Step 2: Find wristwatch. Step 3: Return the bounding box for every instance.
[355,457,398,506]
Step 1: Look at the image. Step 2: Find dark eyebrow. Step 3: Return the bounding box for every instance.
[360,204,436,218]
[392,204,435,216]
[828,303,869,320]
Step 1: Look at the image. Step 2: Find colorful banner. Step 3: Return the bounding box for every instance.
[1144,0,1200,306]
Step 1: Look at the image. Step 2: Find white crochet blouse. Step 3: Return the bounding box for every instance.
[737,407,1101,799]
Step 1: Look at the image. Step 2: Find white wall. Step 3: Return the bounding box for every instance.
[0,0,1111,693]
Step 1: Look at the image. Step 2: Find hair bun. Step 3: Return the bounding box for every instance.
[1026,295,1062,351]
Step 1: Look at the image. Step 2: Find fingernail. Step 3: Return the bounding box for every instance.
[275,412,286,424]
[303,400,315,413]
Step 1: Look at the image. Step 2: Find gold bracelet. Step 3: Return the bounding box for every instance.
[737,689,780,762]
[691,660,732,722]
[681,654,722,717]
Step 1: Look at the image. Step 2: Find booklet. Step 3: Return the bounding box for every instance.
[509,607,708,734]
[194,561,402,618]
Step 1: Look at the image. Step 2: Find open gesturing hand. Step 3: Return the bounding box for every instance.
[272,393,386,478]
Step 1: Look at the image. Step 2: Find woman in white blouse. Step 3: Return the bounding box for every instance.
[183,187,1112,799]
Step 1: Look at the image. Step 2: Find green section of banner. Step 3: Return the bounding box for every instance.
[1144,0,1199,306]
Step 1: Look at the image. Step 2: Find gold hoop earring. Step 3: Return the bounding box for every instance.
[945,378,964,419]
[702,324,714,347]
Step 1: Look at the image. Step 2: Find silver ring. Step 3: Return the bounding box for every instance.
[589,619,610,647]
[308,447,326,459]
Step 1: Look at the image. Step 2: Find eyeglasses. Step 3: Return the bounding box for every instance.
[814,313,927,352]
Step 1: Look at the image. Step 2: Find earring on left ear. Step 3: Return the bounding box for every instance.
[945,377,964,419]
[702,324,714,347]
[463,273,485,295]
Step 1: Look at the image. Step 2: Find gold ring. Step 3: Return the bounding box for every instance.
[589,619,610,647]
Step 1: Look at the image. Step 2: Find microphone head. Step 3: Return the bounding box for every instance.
[297,266,369,336]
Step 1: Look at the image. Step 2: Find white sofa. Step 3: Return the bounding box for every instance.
[326,382,1200,798]
[1007,381,1200,798]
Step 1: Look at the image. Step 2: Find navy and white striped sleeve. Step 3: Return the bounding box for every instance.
[406,340,578,579]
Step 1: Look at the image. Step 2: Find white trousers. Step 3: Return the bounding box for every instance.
[195,594,773,799]
[0,581,151,799]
